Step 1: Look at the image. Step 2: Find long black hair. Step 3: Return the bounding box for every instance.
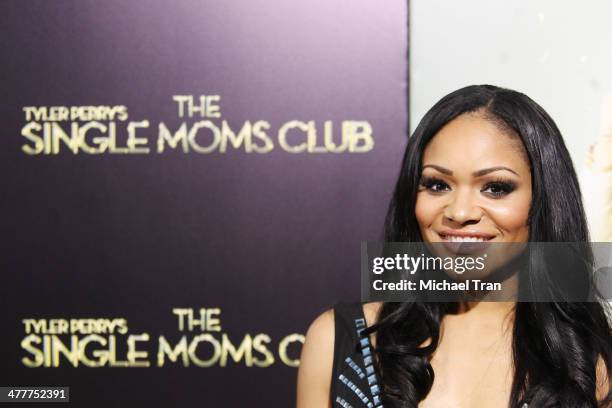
[366,85,612,407]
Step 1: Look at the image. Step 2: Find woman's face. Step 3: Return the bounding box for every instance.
[415,113,532,245]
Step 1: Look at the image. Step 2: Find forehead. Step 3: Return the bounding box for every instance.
[422,113,530,172]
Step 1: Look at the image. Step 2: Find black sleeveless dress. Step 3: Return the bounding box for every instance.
[331,302,384,408]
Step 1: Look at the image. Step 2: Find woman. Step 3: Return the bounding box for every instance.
[297,85,612,407]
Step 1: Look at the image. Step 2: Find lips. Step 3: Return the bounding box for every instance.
[436,230,495,254]
[441,236,488,242]
[438,230,496,240]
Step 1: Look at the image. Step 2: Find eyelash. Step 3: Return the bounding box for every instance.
[418,176,517,197]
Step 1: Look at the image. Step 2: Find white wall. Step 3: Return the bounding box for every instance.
[410,0,612,166]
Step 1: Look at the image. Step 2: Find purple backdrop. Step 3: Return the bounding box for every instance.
[0,1,408,406]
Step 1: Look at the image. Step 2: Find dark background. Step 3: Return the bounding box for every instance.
[0,1,408,406]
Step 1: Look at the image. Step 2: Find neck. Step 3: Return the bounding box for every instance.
[451,300,516,336]
[458,300,516,315]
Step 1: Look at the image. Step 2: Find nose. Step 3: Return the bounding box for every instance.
[443,188,483,225]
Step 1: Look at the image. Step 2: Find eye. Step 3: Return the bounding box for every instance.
[419,176,450,193]
[481,180,516,197]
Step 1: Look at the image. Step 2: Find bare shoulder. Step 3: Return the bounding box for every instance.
[596,354,610,404]
[296,309,335,408]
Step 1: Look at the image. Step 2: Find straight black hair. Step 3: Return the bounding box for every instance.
[367,85,612,407]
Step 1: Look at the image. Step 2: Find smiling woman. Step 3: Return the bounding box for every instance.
[297,85,612,408]
[416,112,532,245]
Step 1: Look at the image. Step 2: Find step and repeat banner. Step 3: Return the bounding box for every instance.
[0,1,408,406]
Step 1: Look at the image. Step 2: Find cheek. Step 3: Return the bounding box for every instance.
[415,193,440,228]
[486,192,531,236]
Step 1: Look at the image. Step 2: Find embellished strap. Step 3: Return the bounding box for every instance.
[331,303,384,408]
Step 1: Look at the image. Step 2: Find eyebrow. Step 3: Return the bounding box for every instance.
[422,164,519,177]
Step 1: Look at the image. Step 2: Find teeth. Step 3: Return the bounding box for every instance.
[445,236,486,242]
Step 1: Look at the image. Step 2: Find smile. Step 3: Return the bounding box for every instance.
[440,235,488,242]
[437,231,496,242]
